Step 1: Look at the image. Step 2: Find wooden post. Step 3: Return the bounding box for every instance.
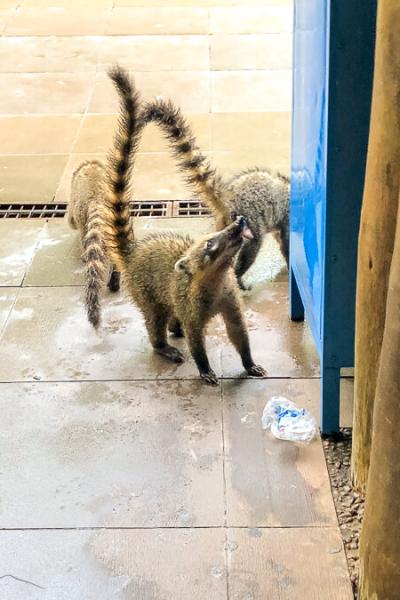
[351,0,400,494]
[358,190,400,598]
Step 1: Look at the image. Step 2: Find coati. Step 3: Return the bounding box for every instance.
[87,65,266,384]
[67,160,120,327]
[140,100,290,290]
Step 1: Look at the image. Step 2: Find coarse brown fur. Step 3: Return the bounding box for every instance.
[67,160,120,328]
[140,100,290,289]
[91,65,265,384]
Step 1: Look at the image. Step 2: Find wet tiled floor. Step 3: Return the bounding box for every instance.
[0,219,354,599]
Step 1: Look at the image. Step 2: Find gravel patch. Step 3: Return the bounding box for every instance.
[323,428,365,597]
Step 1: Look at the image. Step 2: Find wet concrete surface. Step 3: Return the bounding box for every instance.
[0,218,353,598]
[0,380,223,528]
[0,220,44,286]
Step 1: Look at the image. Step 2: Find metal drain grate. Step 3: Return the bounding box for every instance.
[173,199,211,217]
[131,200,170,218]
[0,203,68,219]
[0,200,209,219]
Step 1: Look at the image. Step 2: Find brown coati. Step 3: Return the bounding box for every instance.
[89,65,266,384]
[67,160,120,328]
[140,99,290,290]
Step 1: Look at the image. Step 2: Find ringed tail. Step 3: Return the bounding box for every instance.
[83,202,108,328]
[102,65,142,273]
[140,99,228,218]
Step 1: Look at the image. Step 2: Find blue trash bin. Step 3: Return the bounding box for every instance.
[290,1,376,433]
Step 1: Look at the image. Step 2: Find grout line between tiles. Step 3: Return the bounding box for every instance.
[0,376,322,385]
[0,287,19,340]
[220,380,231,600]
[0,524,338,532]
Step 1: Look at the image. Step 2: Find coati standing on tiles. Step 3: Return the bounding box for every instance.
[86,65,266,384]
[140,100,290,290]
[67,160,120,327]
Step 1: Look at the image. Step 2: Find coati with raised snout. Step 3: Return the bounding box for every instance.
[67,160,120,327]
[140,100,290,290]
[86,65,266,385]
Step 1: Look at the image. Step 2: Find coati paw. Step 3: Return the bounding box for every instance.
[156,345,185,364]
[200,370,219,385]
[237,277,252,291]
[246,364,266,378]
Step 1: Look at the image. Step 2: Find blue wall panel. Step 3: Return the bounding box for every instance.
[290,1,376,433]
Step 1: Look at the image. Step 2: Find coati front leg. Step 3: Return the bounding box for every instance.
[235,237,263,290]
[107,265,121,292]
[221,294,266,377]
[168,317,184,338]
[185,326,218,385]
[278,219,289,267]
[144,306,185,364]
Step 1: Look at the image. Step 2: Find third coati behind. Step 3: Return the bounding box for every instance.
[140,100,290,290]
[67,161,120,328]
[87,65,266,384]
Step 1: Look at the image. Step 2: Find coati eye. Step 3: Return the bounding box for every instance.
[206,240,214,250]
[230,211,237,222]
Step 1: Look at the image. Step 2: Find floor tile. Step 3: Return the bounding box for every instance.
[0,0,18,8]
[0,155,68,203]
[213,148,289,178]
[227,527,353,599]
[23,0,113,7]
[211,70,292,112]
[98,35,209,71]
[88,70,209,113]
[115,0,234,5]
[0,8,14,34]
[0,528,227,599]
[74,113,210,154]
[107,6,209,35]
[0,115,82,154]
[0,380,223,527]
[24,221,84,287]
[221,283,319,378]
[4,7,111,36]
[222,378,336,527]
[0,221,44,286]
[0,287,18,333]
[0,286,222,382]
[211,33,292,70]
[0,36,99,73]
[210,111,291,153]
[210,5,293,34]
[0,72,94,115]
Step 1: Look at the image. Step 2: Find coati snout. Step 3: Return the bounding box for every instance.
[175,216,253,274]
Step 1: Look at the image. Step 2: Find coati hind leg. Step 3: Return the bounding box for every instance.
[107,265,121,292]
[278,220,289,267]
[220,294,266,377]
[235,237,263,290]
[144,306,185,364]
[168,317,184,338]
[185,326,218,385]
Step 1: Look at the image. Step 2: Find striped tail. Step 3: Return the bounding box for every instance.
[83,201,108,329]
[140,99,228,218]
[101,65,142,273]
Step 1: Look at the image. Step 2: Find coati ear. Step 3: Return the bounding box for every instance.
[174,256,190,274]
